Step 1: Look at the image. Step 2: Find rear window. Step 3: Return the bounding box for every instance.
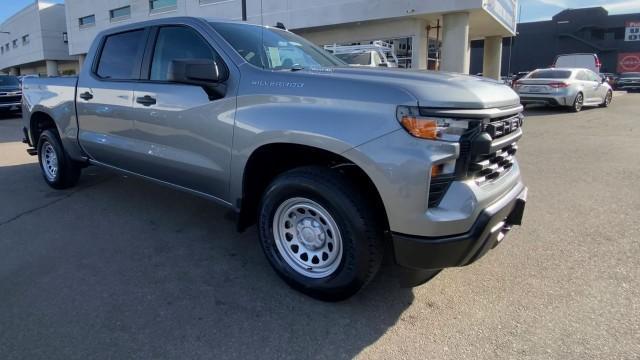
[527,70,572,79]
[96,30,146,80]
[335,53,372,66]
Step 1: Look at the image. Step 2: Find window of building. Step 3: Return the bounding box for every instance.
[79,15,96,28]
[591,29,605,41]
[96,30,146,80]
[110,6,131,21]
[200,0,228,5]
[613,27,626,40]
[63,32,68,43]
[1,47,3,55]
[150,26,219,81]
[5,43,10,52]
[22,35,29,45]
[150,0,177,13]
[12,39,17,48]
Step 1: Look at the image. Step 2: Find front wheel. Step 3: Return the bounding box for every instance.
[258,166,384,301]
[600,90,612,107]
[37,130,82,189]
[570,92,584,112]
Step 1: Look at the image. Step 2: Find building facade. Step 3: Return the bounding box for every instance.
[0,1,78,76]
[65,0,518,78]
[471,7,640,75]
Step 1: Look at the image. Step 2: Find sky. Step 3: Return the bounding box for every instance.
[0,0,639,24]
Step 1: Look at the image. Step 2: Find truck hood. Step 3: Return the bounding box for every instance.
[324,67,520,109]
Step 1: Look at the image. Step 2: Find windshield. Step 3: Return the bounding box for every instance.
[335,53,372,66]
[620,72,640,78]
[527,70,572,79]
[0,76,20,87]
[210,22,345,70]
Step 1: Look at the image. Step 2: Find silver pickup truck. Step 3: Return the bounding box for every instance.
[22,17,527,301]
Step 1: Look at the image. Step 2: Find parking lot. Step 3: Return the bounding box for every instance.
[0,94,638,359]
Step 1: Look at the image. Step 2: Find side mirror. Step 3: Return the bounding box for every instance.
[168,59,229,99]
[168,58,228,84]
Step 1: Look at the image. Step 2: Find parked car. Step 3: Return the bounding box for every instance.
[553,53,602,74]
[616,72,640,92]
[515,68,612,112]
[510,71,529,88]
[601,72,617,89]
[21,17,527,301]
[0,75,23,114]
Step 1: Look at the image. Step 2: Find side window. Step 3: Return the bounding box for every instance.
[96,30,146,80]
[150,26,218,81]
[576,71,587,81]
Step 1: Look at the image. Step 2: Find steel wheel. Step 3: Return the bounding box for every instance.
[272,197,343,279]
[41,141,58,181]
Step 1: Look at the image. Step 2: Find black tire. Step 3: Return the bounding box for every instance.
[570,92,584,113]
[600,90,612,108]
[258,166,384,301]
[37,130,81,189]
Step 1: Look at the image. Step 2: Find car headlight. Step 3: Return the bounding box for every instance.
[396,106,470,142]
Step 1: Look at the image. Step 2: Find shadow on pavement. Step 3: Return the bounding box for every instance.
[0,113,23,144]
[0,164,416,360]
[522,105,569,117]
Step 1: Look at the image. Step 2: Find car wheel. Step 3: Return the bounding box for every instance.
[600,90,612,108]
[258,166,384,301]
[37,130,82,189]
[571,92,584,112]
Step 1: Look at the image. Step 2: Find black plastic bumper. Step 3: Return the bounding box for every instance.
[520,97,560,106]
[392,185,527,270]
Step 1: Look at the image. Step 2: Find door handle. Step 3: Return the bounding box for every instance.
[79,92,93,101]
[136,95,157,107]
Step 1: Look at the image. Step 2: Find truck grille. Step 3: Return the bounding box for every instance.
[470,144,518,185]
[427,111,523,208]
[0,96,21,104]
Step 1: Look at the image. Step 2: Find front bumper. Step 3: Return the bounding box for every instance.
[393,183,527,270]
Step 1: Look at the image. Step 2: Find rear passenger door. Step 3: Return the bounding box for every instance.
[128,25,237,202]
[76,28,149,170]
[577,70,597,102]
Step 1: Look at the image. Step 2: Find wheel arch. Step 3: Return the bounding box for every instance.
[29,111,60,145]
[236,142,389,233]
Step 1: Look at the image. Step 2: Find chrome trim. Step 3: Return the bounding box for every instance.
[419,105,524,119]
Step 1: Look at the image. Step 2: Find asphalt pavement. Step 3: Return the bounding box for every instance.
[0,94,638,359]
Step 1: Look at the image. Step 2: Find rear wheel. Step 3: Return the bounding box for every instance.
[258,166,384,301]
[37,130,82,189]
[600,90,612,108]
[570,92,584,112]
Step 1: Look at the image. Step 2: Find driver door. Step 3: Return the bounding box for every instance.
[128,25,238,201]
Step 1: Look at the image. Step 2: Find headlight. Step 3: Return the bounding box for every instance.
[396,106,470,142]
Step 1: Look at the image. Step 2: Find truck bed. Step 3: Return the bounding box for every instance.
[22,76,79,156]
